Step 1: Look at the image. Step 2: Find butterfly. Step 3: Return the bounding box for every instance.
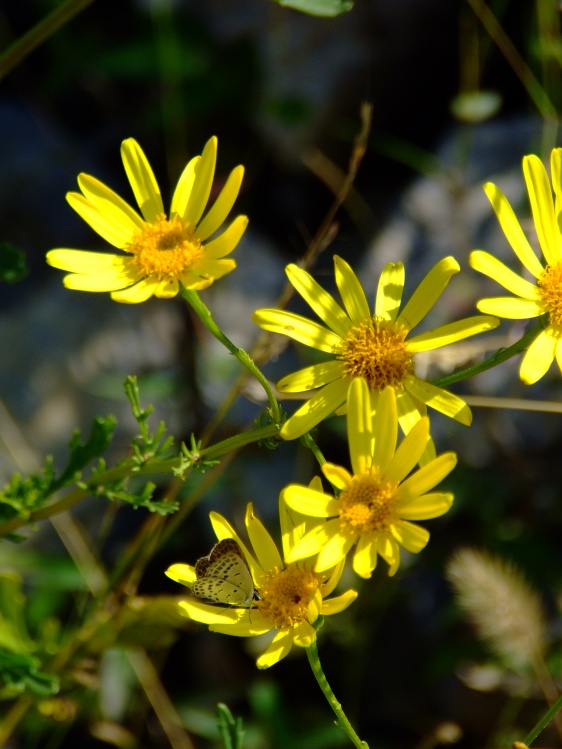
[191,538,257,607]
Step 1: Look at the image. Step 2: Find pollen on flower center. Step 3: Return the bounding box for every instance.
[127,214,203,280]
[537,262,562,329]
[337,317,414,390]
[338,471,397,534]
[256,565,320,629]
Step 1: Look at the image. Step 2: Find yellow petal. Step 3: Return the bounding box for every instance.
[384,416,429,484]
[170,155,200,219]
[276,360,345,393]
[371,386,398,473]
[315,525,354,571]
[475,296,543,319]
[483,182,545,277]
[196,165,244,240]
[182,259,236,289]
[280,378,348,440]
[334,255,370,324]
[63,271,136,292]
[390,520,429,553]
[395,452,457,501]
[286,263,351,338]
[164,563,196,586]
[183,136,217,227]
[321,589,358,615]
[178,598,247,625]
[399,492,454,520]
[67,192,138,248]
[110,277,158,303]
[120,138,164,222]
[253,309,341,353]
[284,524,330,563]
[375,262,405,322]
[256,630,293,669]
[523,154,561,265]
[519,328,557,384]
[377,534,400,576]
[397,256,460,331]
[469,250,541,293]
[407,315,499,352]
[155,278,180,298]
[77,174,145,234]
[281,484,337,518]
[352,533,378,578]
[47,249,129,274]
[405,377,472,425]
[245,503,283,572]
[347,378,373,476]
[321,463,353,492]
[203,215,248,259]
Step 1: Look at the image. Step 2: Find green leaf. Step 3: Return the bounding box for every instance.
[53,416,116,491]
[0,574,35,652]
[0,649,59,697]
[217,703,245,749]
[0,242,29,284]
[275,0,353,17]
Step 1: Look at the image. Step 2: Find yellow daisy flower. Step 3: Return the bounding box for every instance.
[165,498,357,669]
[47,137,248,303]
[470,148,562,384]
[281,379,457,578]
[253,255,499,441]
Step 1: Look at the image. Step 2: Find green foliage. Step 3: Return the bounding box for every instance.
[273,0,353,17]
[0,416,116,530]
[124,375,175,467]
[0,242,29,284]
[0,650,59,697]
[217,703,245,749]
[0,574,59,698]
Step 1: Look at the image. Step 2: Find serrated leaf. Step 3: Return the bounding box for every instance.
[53,416,116,490]
[0,242,29,284]
[0,649,59,697]
[276,0,353,17]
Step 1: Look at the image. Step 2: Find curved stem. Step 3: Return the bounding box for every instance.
[0,0,96,81]
[180,287,282,424]
[306,639,369,749]
[432,320,544,389]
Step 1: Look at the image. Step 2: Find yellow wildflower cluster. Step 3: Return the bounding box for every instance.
[46,139,562,669]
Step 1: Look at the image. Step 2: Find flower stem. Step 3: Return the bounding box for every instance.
[431,320,544,389]
[0,0,96,81]
[306,639,369,749]
[180,287,282,424]
[522,690,562,747]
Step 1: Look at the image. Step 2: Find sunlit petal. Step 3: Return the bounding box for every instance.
[196,165,244,240]
[121,138,164,222]
[523,154,561,265]
[280,379,349,440]
[469,250,542,293]
[519,328,557,384]
[483,182,545,277]
[287,263,351,338]
[253,309,341,353]
[396,256,460,331]
[334,255,370,323]
[375,262,405,321]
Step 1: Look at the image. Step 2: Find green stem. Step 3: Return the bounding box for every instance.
[522,691,562,747]
[0,0,97,81]
[0,422,279,538]
[306,639,369,749]
[180,287,282,425]
[432,320,544,389]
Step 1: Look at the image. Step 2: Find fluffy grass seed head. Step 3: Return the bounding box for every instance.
[165,498,357,669]
[470,148,562,383]
[47,137,248,303]
[281,379,457,578]
[253,255,498,442]
[446,548,547,670]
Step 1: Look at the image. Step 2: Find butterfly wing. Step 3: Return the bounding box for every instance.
[192,539,255,607]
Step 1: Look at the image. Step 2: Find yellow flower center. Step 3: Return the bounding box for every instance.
[338,470,398,534]
[537,262,562,329]
[127,214,203,280]
[256,564,320,629]
[337,317,414,390]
